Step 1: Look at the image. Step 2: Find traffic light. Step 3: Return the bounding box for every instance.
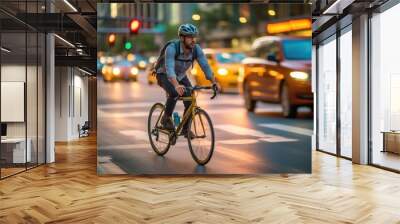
[129,19,141,34]
[124,41,132,50]
[107,33,116,47]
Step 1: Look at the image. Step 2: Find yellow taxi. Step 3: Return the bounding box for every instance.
[190,49,246,93]
[146,62,157,85]
[146,56,158,85]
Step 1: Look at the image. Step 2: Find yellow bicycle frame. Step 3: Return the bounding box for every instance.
[155,91,203,137]
[174,93,198,135]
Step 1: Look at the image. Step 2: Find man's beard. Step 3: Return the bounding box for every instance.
[184,42,194,49]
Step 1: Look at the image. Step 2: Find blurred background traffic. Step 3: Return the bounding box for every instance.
[97,3,312,118]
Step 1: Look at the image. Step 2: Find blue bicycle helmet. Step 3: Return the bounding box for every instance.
[178,24,199,37]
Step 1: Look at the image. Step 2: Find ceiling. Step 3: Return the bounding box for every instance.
[0,0,97,74]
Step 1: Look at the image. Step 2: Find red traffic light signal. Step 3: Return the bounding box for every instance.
[108,33,116,46]
[129,19,141,34]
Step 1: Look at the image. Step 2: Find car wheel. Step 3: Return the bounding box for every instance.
[244,81,256,112]
[281,82,297,118]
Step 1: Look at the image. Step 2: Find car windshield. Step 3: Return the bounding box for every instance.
[282,39,311,60]
[215,52,246,64]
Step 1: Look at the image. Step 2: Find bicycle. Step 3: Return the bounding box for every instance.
[147,85,217,165]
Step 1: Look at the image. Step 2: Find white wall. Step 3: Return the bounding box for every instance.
[55,67,89,141]
[55,66,70,141]
[1,65,29,138]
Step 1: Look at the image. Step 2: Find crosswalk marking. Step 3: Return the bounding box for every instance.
[214,124,298,142]
[119,130,149,141]
[98,98,244,109]
[259,123,313,136]
[260,137,297,143]
[98,142,188,151]
[217,139,259,145]
[99,108,257,118]
[100,124,300,151]
[215,124,268,138]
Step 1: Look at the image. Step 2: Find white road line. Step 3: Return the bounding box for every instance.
[98,142,188,151]
[259,123,313,136]
[217,139,259,145]
[259,137,298,143]
[214,124,298,142]
[119,130,149,141]
[215,124,267,138]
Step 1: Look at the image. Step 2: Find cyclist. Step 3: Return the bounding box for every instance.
[154,24,217,138]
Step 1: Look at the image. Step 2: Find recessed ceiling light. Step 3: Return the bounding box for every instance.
[63,0,78,12]
[54,34,75,48]
[1,47,11,53]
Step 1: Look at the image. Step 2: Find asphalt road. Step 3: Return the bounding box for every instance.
[97,71,313,174]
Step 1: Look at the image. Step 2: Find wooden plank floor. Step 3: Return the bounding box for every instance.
[1,135,400,224]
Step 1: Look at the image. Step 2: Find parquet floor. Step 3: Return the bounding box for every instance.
[1,135,400,223]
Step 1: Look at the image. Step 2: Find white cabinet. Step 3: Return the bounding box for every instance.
[1,138,32,163]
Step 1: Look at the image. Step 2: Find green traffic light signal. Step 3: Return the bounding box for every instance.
[124,41,132,50]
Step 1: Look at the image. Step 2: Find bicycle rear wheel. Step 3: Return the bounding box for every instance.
[187,108,215,165]
[148,103,171,156]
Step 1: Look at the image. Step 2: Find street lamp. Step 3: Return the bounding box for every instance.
[268,9,276,16]
[192,14,201,21]
[239,17,247,24]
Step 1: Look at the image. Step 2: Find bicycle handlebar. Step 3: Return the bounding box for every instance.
[186,85,217,100]
[173,85,217,101]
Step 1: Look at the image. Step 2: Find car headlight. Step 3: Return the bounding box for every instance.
[149,56,157,64]
[238,67,245,82]
[217,68,228,76]
[99,57,106,64]
[112,67,120,76]
[289,71,308,80]
[131,67,139,75]
[102,66,107,75]
[138,61,147,68]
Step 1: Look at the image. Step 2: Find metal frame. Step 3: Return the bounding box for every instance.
[0,0,47,180]
[367,0,400,172]
[336,17,341,157]
[315,18,353,162]
[0,15,2,179]
[315,0,400,171]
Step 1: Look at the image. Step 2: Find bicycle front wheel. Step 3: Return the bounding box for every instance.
[148,103,171,156]
[187,108,215,165]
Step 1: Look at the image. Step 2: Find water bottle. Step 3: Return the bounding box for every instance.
[173,112,180,127]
